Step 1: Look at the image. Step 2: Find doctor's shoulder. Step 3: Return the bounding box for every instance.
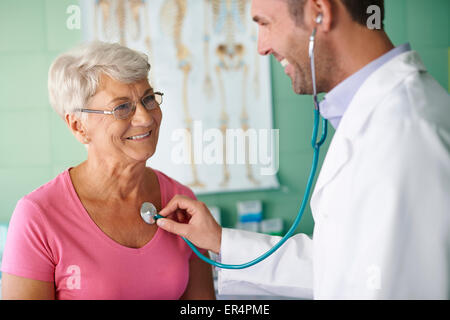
[355,63,450,183]
[369,65,450,136]
[404,70,450,129]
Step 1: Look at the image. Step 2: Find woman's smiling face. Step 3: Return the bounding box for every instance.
[83,74,162,164]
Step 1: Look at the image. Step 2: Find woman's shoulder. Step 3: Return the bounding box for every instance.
[6,169,70,241]
[151,168,196,201]
[15,169,72,223]
[23,169,70,205]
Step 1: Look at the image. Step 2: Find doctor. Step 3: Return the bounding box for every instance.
[157,0,450,299]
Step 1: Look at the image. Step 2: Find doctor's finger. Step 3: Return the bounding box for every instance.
[175,209,190,224]
[156,217,190,238]
[159,195,201,217]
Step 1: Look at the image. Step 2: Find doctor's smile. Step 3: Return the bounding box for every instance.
[0,0,449,302]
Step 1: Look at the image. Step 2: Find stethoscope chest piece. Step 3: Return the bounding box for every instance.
[140,202,158,224]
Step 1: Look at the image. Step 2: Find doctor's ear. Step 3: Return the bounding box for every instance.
[65,113,91,144]
[316,13,323,24]
[309,0,332,32]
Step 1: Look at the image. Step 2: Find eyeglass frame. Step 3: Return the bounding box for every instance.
[76,91,164,120]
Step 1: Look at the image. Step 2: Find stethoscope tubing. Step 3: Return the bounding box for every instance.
[183,110,327,269]
[179,24,328,269]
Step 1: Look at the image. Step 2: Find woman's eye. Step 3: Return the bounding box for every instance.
[143,95,155,104]
[142,95,158,109]
[116,103,130,111]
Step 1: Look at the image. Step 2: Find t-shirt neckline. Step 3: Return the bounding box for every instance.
[62,167,165,254]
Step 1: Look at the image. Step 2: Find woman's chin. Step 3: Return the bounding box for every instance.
[116,143,155,163]
[131,150,155,163]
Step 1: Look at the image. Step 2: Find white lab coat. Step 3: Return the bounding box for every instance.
[217,51,450,299]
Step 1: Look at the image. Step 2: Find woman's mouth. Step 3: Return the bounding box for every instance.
[126,130,152,141]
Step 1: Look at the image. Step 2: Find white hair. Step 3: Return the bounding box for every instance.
[48,41,151,119]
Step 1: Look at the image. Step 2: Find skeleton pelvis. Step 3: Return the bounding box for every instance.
[216,43,245,69]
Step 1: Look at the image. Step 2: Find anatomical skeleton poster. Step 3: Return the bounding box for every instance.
[80,0,279,194]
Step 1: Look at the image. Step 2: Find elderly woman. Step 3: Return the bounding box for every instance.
[1,42,215,299]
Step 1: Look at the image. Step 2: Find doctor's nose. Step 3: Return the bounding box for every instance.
[257,32,272,56]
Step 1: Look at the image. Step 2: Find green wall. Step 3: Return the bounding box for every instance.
[0,0,84,224]
[0,0,449,237]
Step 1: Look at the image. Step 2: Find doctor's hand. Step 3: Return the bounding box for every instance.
[156,195,222,254]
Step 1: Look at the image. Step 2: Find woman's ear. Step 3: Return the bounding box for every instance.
[65,113,90,144]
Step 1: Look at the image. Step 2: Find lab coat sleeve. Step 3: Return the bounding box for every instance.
[217,228,314,299]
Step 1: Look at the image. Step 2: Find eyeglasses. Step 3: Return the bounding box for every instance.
[77,92,164,120]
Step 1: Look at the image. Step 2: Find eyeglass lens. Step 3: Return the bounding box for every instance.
[113,93,163,120]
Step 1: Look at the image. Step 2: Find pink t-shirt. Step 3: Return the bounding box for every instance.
[1,168,205,300]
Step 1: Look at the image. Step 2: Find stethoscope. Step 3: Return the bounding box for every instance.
[140,14,328,269]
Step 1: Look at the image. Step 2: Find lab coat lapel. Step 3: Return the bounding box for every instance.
[310,51,427,216]
[310,129,351,213]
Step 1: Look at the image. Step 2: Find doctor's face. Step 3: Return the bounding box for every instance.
[251,0,317,95]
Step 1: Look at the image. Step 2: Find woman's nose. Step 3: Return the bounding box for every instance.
[131,102,154,126]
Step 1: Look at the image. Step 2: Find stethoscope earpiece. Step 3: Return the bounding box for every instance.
[316,13,323,24]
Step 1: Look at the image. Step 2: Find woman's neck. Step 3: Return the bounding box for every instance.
[72,155,151,203]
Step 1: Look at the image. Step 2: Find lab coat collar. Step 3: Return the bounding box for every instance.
[338,50,427,140]
[320,43,412,130]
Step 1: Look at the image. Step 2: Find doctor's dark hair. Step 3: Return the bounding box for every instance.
[286,0,385,29]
